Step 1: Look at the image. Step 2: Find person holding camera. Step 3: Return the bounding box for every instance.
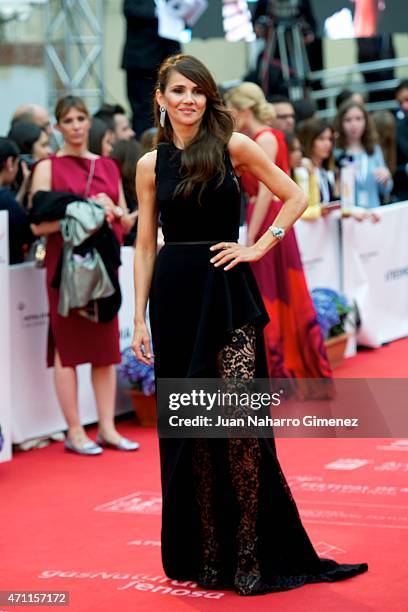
[7,121,52,207]
[0,137,33,263]
[8,121,51,165]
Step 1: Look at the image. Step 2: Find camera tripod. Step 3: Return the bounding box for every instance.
[260,0,310,99]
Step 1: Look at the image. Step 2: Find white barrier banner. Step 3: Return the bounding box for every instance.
[295,214,357,357]
[343,203,408,347]
[295,215,341,292]
[10,248,135,444]
[118,246,136,351]
[0,211,11,462]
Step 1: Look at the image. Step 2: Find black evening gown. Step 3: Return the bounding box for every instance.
[149,142,368,596]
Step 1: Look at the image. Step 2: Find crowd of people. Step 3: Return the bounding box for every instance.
[2,79,408,267]
[0,101,148,264]
[264,83,408,214]
[1,76,408,421]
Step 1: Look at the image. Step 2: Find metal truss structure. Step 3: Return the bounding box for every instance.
[44,0,105,113]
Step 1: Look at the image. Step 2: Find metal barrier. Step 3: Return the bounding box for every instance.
[308,56,408,118]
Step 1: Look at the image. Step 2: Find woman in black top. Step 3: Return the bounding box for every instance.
[132,54,368,596]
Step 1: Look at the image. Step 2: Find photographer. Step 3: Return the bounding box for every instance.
[7,122,51,207]
[0,137,33,263]
[8,121,51,164]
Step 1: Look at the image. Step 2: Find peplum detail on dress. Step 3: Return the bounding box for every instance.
[186,259,269,377]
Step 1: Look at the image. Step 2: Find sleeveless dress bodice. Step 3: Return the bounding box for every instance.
[155,143,241,243]
[150,142,268,379]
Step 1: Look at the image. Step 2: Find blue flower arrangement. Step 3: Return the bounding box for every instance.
[311,288,351,340]
[118,347,155,396]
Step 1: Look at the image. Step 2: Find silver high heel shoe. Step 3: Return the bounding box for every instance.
[96,434,140,451]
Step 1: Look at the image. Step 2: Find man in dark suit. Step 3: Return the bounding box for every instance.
[393,81,408,202]
[121,0,181,139]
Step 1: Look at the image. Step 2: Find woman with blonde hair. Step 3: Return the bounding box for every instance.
[225,82,332,387]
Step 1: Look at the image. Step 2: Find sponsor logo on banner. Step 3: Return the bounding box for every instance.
[38,570,225,599]
[301,255,324,272]
[385,266,408,281]
[324,458,372,471]
[94,492,162,515]
[119,326,132,345]
[0,226,7,265]
[376,439,408,452]
[360,250,378,262]
[17,301,48,329]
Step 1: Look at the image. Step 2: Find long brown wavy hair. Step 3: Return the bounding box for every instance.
[334,101,377,155]
[155,54,234,201]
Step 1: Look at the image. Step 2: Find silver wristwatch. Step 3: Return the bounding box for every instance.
[268,225,285,240]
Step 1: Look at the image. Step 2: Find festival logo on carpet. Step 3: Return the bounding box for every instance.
[374,462,408,472]
[324,458,372,471]
[376,440,408,452]
[38,570,225,599]
[94,492,162,515]
[288,474,408,529]
[314,542,347,556]
[127,539,161,547]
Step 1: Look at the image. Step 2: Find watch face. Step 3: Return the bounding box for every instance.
[269,225,284,239]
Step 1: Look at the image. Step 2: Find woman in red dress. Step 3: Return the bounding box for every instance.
[225,83,332,393]
[31,95,139,455]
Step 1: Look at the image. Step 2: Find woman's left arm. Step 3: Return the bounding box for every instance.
[210,132,307,270]
[246,130,278,244]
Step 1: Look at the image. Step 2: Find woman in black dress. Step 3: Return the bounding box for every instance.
[132,54,368,596]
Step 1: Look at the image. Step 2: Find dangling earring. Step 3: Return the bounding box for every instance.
[160,106,166,128]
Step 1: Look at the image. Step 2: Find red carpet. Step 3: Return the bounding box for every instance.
[1,340,408,611]
[335,337,408,378]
